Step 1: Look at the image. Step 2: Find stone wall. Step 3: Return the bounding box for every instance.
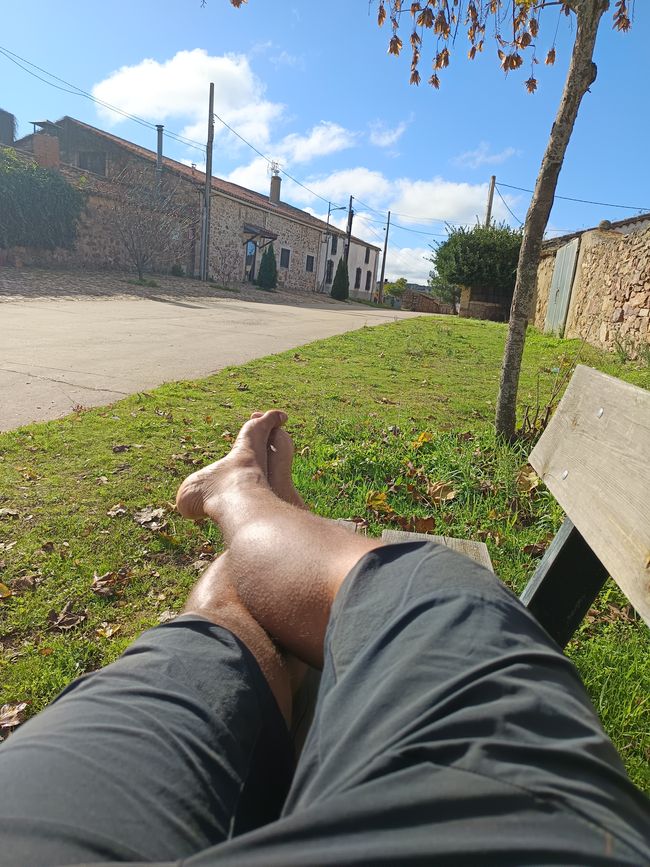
[401,289,455,314]
[565,228,649,354]
[533,228,650,355]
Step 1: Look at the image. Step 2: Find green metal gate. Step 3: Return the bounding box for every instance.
[544,237,580,336]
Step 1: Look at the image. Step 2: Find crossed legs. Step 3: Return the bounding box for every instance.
[176,410,381,686]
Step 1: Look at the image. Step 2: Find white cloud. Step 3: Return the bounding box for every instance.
[269,50,303,68]
[226,157,272,194]
[369,120,407,148]
[452,141,518,170]
[287,166,393,208]
[389,177,492,224]
[385,245,432,284]
[92,49,283,153]
[280,122,356,164]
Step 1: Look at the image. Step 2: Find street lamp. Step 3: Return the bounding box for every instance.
[319,201,347,293]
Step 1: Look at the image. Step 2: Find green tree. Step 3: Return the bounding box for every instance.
[384,277,408,299]
[0,147,85,250]
[256,243,278,290]
[430,223,522,311]
[330,258,349,301]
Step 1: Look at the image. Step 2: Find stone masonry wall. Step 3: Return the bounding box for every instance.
[209,196,321,292]
[533,228,649,356]
[564,228,649,354]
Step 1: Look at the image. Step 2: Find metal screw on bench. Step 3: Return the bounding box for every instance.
[561,470,569,480]
[597,408,604,418]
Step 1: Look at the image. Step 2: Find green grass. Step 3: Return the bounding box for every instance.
[1,316,648,790]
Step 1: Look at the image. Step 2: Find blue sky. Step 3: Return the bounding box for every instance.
[2,0,648,282]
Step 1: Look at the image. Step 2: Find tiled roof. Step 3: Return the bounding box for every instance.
[52,117,380,250]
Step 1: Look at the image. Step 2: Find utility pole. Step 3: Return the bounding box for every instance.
[344,195,354,264]
[377,210,391,305]
[485,174,496,228]
[200,82,215,281]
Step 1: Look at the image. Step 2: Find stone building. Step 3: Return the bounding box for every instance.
[8,116,380,293]
[531,214,650,356]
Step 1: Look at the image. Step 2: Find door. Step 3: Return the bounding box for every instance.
[245,240,257,282]
[545,237,580,336]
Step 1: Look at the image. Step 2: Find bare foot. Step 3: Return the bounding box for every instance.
[250,411,307,510]
[176,409,287,523]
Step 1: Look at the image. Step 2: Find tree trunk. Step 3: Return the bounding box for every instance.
[494,0,608,440]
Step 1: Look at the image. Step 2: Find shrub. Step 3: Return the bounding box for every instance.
[330,258,349,301]
[256,244,278,290]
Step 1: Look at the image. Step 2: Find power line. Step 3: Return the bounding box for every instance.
[495,185,523,225]
[497,181,650,213]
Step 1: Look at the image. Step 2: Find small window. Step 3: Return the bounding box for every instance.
[78,151,106,176]
[364,247,370,264]
[280,248,291,269]
[365,270,372,291]
[330,236,338,255]
[305,254,315,273]
[325,259,334,284]
[354,267,362,289]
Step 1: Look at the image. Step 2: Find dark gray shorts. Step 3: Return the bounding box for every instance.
[1,542,648,865]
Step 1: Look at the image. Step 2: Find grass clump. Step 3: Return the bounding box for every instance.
[0,315,647,789]
[126,277,159,288]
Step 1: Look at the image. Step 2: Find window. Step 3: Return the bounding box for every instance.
[364,247,370,264]
[325,259,334,284]
[280,247,291,269]
[305,255,315,273]
[365,270,372,292]
[330,235,338,255]
[77,151,106,176]
[354,268,362,289]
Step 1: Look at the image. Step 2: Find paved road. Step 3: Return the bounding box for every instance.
[0,296,418,430]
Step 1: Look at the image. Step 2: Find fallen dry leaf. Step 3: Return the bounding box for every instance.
[40,541,55,554]
[517,465,540,494]
[190,560,210,573]
[48,601,87,631]
[9,573,40,593]
[426,481,458,504]
[0,582,12,598]
[158,609,176,624]
[0,508,19,519]
[0,541,17,551]
[366,490,394,514]
[91,567,131,598]
[107,504,128,517]
[523,542,548,558]
[236,383,249,391]
[133,507,167,532]
[112,444,132,453]
[411,431,433,449]
[0,702,28,730]
[413,516,436,534]
[95,622,121,639]
[97,476,109,485]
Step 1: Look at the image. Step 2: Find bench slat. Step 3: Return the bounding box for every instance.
[529,365,650,627]
[381,530,494,572]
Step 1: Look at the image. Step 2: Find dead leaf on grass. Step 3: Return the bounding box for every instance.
[0,509,19,519]
[107,504,128,517]
[91,567,131,598]
[112,444,132,453]
[523,541,548,558]
[97,476,109,485]
[158,609,176,624]
[133,507,167,532]
[0,582,12,599]
[236,383,249,391]
[95,622,121,639]
[48,601,87,631]
[411,431,433,449]
[221,430,234,442]
[0,702,28,730]
[40,541,55,554]
[366,491,394,514]
[8,573,40,593]
[426,481,457,504]
[0,541,17,552]
[190,560,210,573]
[517,465,540,494]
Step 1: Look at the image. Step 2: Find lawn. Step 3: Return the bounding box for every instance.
[1,315,648,791]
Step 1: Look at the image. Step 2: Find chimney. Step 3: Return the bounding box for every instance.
[269,166,281,204]
[0,109,16,146]
[33,133,60,168]
[156,124,164,179]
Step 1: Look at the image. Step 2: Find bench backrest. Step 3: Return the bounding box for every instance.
[528,365,650,628]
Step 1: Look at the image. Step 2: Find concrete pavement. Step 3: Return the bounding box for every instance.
[0,295,419,430]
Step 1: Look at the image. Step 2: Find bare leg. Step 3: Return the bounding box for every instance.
[176,410,381,668]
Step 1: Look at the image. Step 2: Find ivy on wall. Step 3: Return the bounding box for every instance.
[0,147,85,250]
